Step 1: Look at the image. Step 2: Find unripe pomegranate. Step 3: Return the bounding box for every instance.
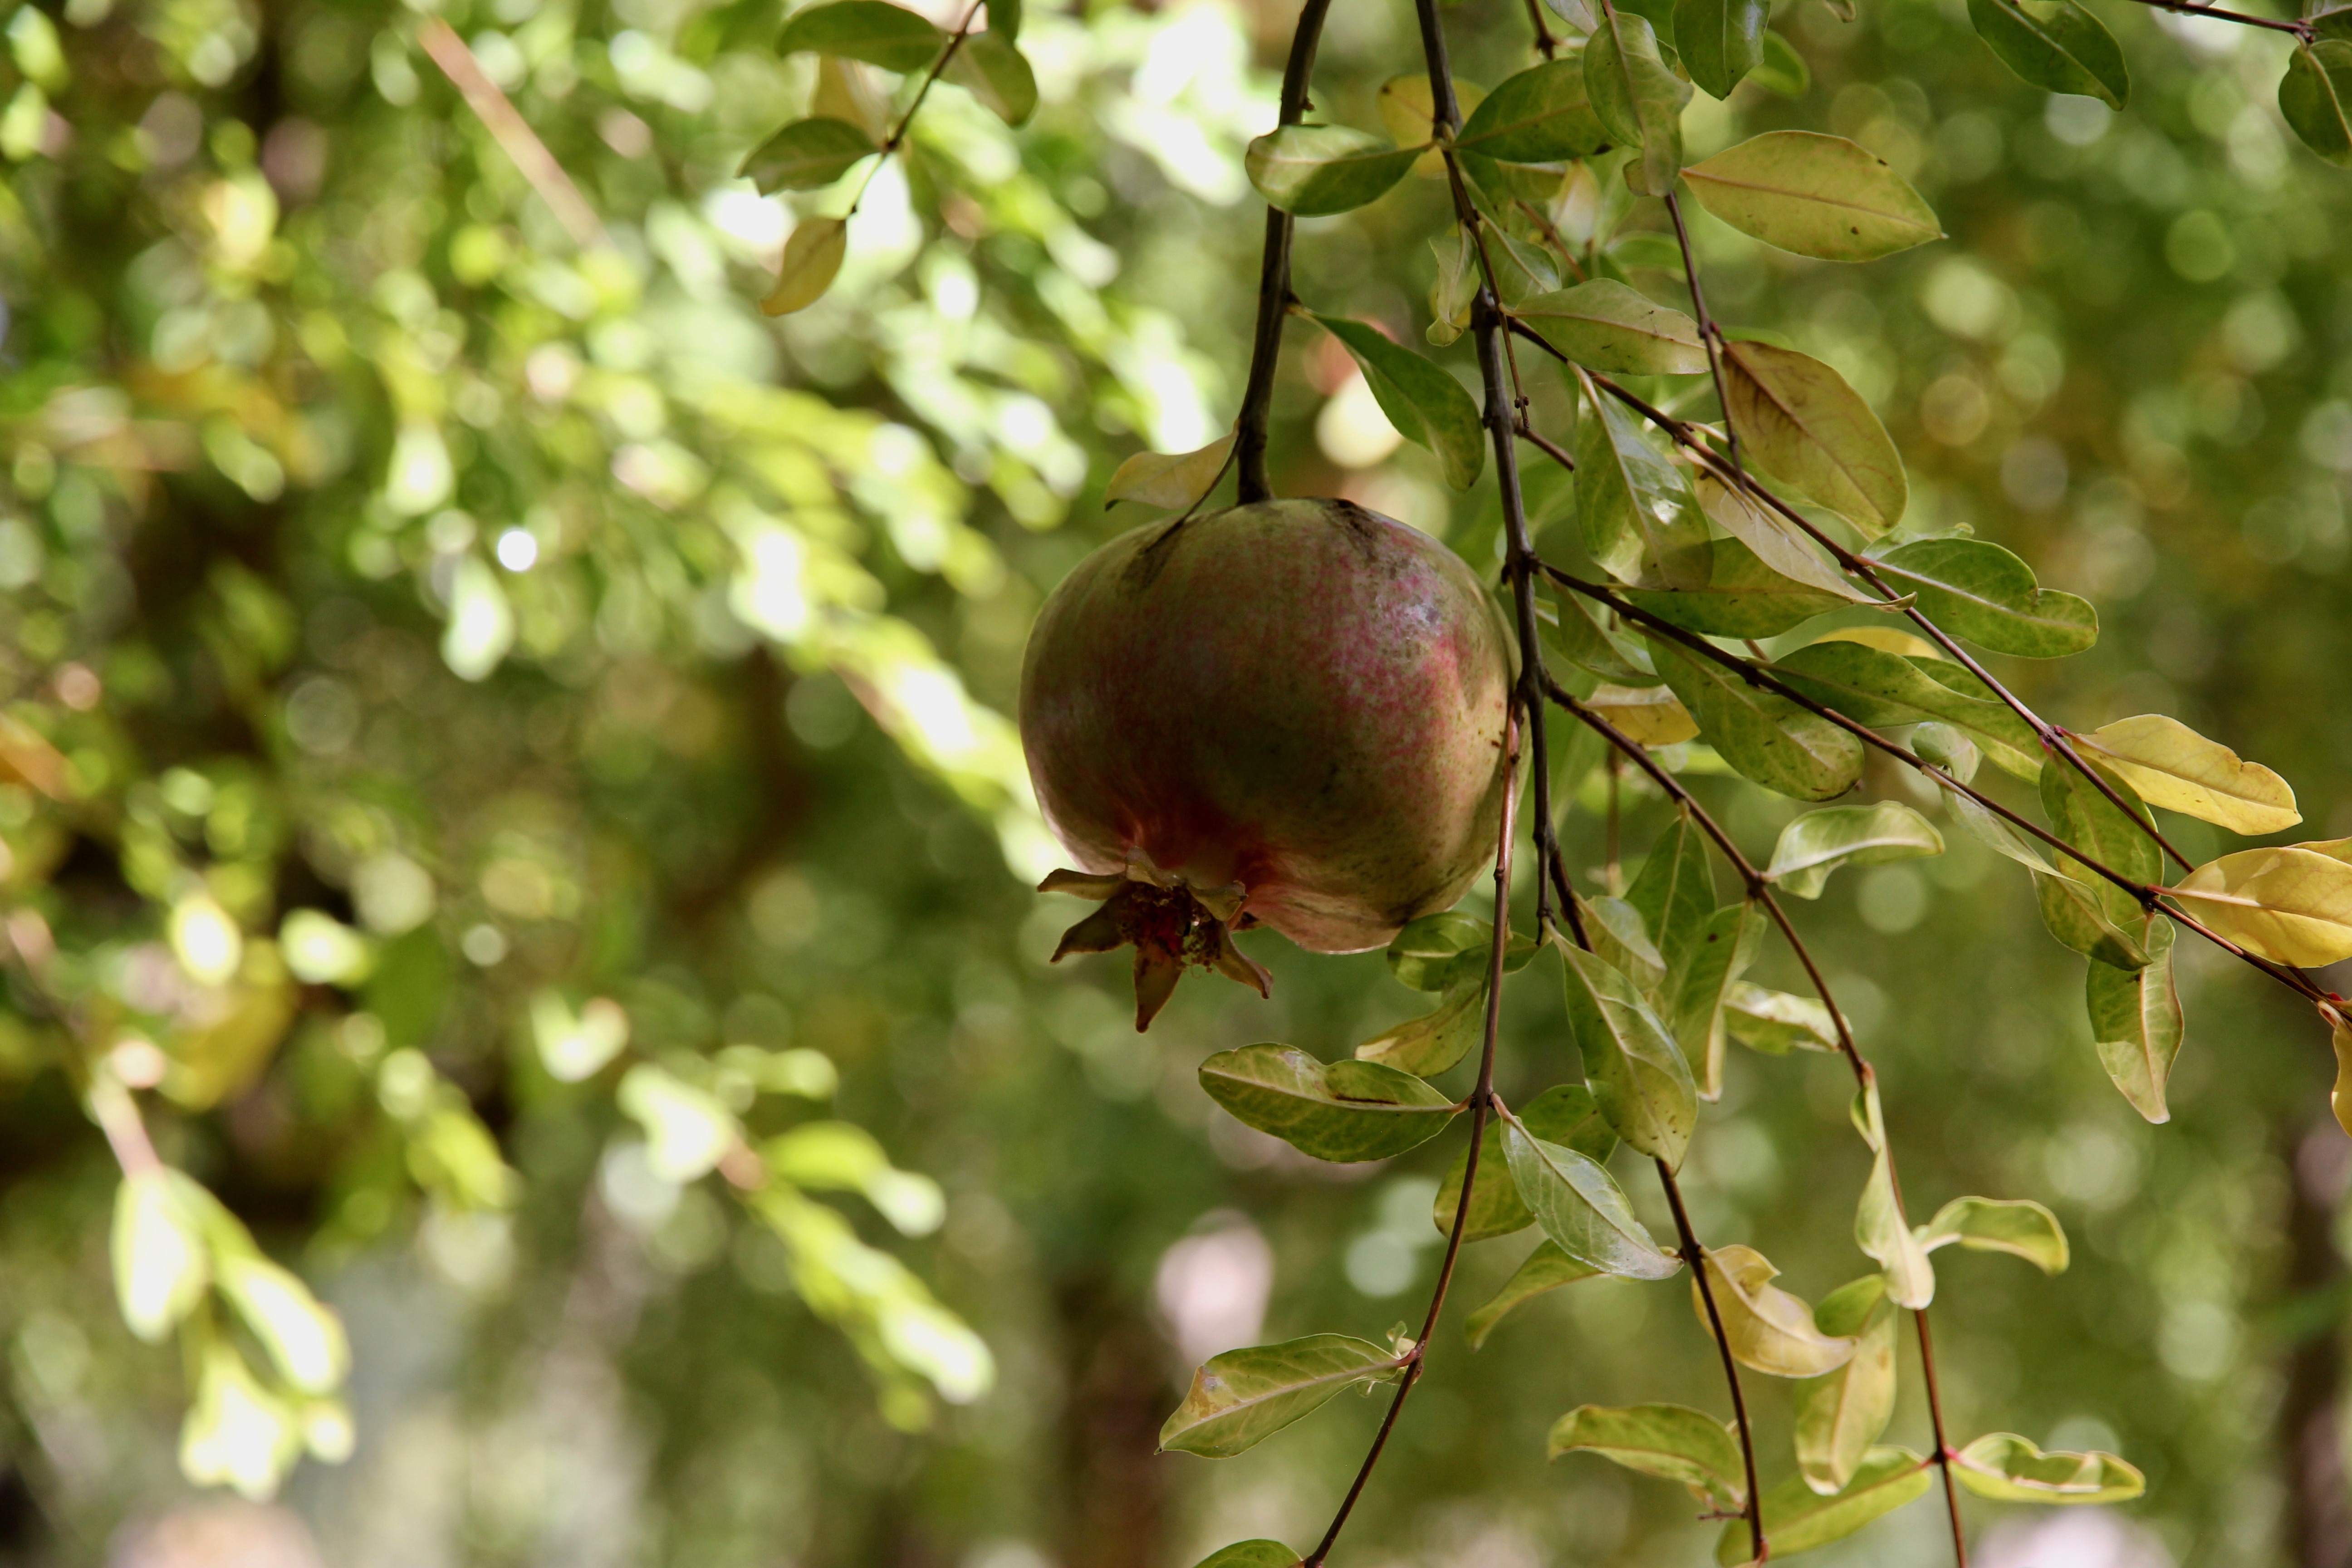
[1021,497,1515,1029]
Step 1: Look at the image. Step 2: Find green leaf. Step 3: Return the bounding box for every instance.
[1721,339,1906,537]
[1542,587,1657,686]
[1917,1196,2069,1274]
[984,0,1019,40]
[1765,802,1944,899]
[1681,132,1943,262]
[2169,845,2352,968]
[1191,1547,1296,1568]
[774,0,946,72]
[1646,634,1866,801]
[1671,902,1759,1102]
[2040,754,2162,931]
[1387,911,1493,991]
[1578,893,1670,993]
[946,32,1038,127]
[1750,29,1811,96]
[112,1169,213,1343]
[1104,432,1236,510]
[1954,1434,2146,1504]
[1623,538,1861,638]
[1455,54,1610,162]
[1486,228,1564,309]
[1559,939,1698,1167]
[761,218,848,316]
[1626,812,1716,977]
[1198,1045,1460,1162]
[1467,1241,1600,1347]
[2036,866,2152,970]
[213,1251,350,1396]
[1502,1117,1683,1279]
[1516,281,1706,376]
[1434,1083,1619,1241]
[1870,538,2097,658]
[1575,372,1709,588]
[738,117,877,193]
[1697,1244,1858,1377]
[1588,681,1702,745]
[1716,1447,1933,1563]
[1674,0,1767,99]
[1158,1334,1406,1457]
[1910,721,1982,785]
[1312,315,1486,489]
[1726,983,1840,1054]
[1852,1083,1935,1308]
[1245,125,1420,217]
[1693,473,1867,602]
[1587,10,1690,196]
[1356,978,1484,1077]
[2087,922,2183,1123]
[1770,639,2042,781]
[1548,1403,1747,1510]
[2073,714,2301,835]
[1793,1296,1896,1495]
[1966,0,2129,108]
[2281,42,2352,167]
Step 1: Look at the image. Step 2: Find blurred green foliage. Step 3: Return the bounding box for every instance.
[0,0,2347,1561]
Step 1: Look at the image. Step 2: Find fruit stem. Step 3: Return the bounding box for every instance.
[1233,0,1335,504]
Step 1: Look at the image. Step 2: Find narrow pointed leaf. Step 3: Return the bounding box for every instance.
[2089,921,2182,1123]
[1158,1334,1405,1457]
[1917,1196,2069,1273]
[1646,634,1866,801]
[1549,1403,1747,1510]
[946,32,1037,126]
[1559,939,1698,1166]
[1436,1084,1618,1241]
[1794,1298,1896,1495]
[2168,846,2352,967]
[1673,902,1759,1102]
[1456,53,1610,162]
[1953,1434,2146,1504]
[1852,1084,1935,1308]
[2073,715,2301,835]
[1726,983,1840,1054]
[2281,42,2352,166]
[1675,0,1767,98]
[1576,373,1710,587]
[1967,0,2129,108]
[1771,639,2042,780]
[1245,125,1420,216]
[775,0,945,72]
[739,117,876,193]
[1871,538,2096,657]
[1467,1241,1601,1347]
[1518,280,1706,376]
[1696,1244,1859,1377]
[1682,131,1943,261]
[1586,11,1690,196]
[1356,979,1483,1077]
[1722,339,1906,537]
[1623,539,1860,638]
[1767,802,1944,899]
[1502,1118,1683,1279]
[1718,1447,1932,1563]
[1313,315,1485,489]
[1627,813,1716,976]
[1752,29,1811,95]
[762,218,848,315]
[1694,473,1866,601]
[1198,1045,1460,1162]
[1106,433,1236,510]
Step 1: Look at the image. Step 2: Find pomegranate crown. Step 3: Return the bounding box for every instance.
[1039,848,1271,1031]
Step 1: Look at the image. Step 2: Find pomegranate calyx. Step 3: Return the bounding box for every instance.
[1039,864,1271,1032]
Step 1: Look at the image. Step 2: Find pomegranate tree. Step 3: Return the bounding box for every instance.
[1019,497,1515,1029]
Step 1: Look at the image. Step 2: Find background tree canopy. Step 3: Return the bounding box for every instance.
[0,0,2349,1561]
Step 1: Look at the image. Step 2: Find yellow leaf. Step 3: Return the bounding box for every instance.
[1808,626,1943,661]
[1103,432,1236,511]
[1588,681,1699,745]
[2168,847,2352,968]
[1376,74,1481,176]
[2075,715,2300,835]
[0,711,72,799]
[1695,1244,1857,1379]
[762,218,847,317]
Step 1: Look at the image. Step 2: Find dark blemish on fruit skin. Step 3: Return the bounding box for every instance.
[1126,513,1195,591]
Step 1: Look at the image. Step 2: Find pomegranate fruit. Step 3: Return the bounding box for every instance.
[1020,497,1515,1029]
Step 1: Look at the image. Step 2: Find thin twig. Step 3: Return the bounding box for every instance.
[848,2,983,216]
[419,19,608,249]
[1915,1308,1970,1567]
[2109,0,2315,38]
[1235,0,1338,503]
[1658,1161,1768,1560]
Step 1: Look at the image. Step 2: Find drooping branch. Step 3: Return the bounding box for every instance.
[1656,1159,1768,1544]
[1234,0,1337,504]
